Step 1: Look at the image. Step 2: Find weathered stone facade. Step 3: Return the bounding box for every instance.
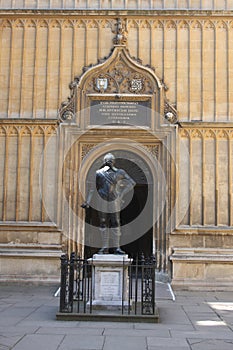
[0,0,233,289]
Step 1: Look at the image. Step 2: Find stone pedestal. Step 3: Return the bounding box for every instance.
[88,254,132,309]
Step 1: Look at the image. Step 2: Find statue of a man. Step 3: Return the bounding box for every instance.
[82,153,136,255]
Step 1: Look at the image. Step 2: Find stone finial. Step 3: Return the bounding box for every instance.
[113,18,127,46]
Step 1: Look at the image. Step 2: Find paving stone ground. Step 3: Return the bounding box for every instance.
[0,284,233,350]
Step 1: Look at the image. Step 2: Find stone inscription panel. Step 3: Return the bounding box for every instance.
[90,100,151,126]
[100,271,120,297]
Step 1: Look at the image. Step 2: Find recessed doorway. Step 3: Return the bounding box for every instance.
[84,152,153,259]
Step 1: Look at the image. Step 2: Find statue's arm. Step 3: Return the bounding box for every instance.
[81,181,95,209]
[81,189,94,209]
[118,171,136,199]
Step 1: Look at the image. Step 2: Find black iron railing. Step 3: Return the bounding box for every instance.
[59,253,157,318]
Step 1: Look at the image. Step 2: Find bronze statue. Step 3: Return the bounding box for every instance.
[81,153,136,255]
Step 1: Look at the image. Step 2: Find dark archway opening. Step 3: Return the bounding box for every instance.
[121,184,152,258]
[84,153,153,259]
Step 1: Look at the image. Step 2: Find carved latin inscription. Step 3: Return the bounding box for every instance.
[90,100,151,126]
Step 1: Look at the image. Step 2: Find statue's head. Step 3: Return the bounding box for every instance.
[103,153,115,167]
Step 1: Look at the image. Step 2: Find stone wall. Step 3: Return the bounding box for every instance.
[0,8,233,287]
[0,0,232,10]
[0,121,62,283]
[0,122,58,222]
[0,12,232,230]
[178,127,233,227]
[1,15,233,122]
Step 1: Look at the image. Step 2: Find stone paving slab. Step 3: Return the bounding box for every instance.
[58,335,104,350]
[156,306,191,324]
[36,326,104,335]
[0,334,24,350]
[134,322,195,331]
[0,286,233,350]
[10,334,64,350]
[147,336,190,348]
[0,326,39,335]
[171,329,233,339]
[148,347,190,350]
[103,335,147,350]
[188,338,233,350]
[102,327,170,337]
[77,321,134,329]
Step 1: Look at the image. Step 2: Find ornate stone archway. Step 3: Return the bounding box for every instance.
[59,18,178,130]
[58,18,178,275]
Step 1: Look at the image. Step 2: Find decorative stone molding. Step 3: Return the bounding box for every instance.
[2,18,233,29]
[164,99,179,125]
[81,143,97,160]
[144,145,160,159]
[85,67,154,95]
[58,17,177,125]
[180,127,233,139]
[81,143,160,161]
[190,129,203,139]
[59,94,76,123]
[0,124,58,136]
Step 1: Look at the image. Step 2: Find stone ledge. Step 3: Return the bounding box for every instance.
[0,119,58,125]
[173,226,233,234]
[0,247,62,258]
[0,222,60,230]
[89,253,132,266]
[1,9,233,17]
[0,275,60,284]
[0,243,62,250]
[171,280,233,291]
[170,247,233,263]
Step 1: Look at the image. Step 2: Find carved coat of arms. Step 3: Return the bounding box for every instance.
[96,77,108,92]
[130,79,143,93]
